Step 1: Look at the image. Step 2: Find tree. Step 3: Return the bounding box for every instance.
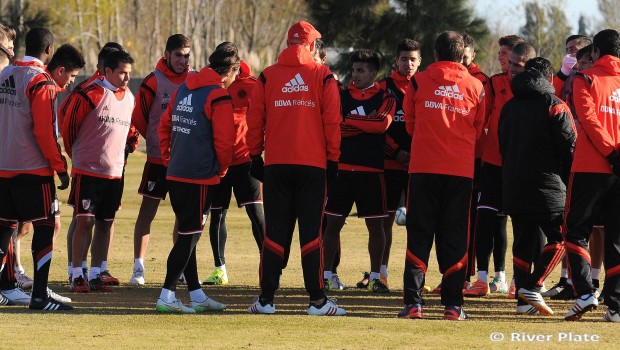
[519,1,570,69]
[0,0,52,58]
[598,0,620,30]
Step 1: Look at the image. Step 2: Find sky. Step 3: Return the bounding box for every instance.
[471,0,603,34]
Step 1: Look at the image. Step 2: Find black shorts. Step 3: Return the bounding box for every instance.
[168,180,214,234]
[138,162,168,200]
[477,162,503,212]
[0,175,56,222]
[384,169,408,212]
[325,171,387,218]
[67,174,123,221]
[212,162,262,209]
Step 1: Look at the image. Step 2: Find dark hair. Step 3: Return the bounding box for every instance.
[463,34,475,51]
[593,29,620,58]
[498,35,525,49]
[434,31,464,62]
[25,27,54,57]
[102,41,126,52]
[166,34,190,52]
[396,38,421,56]
[209,41,240,75]
[103,50,134,71]
[576,44,593,61]
[315,39,326,60]
[566,34,591,46]
[98,42,126,65]
[47,44,86,72]
[512,42,537,61]
[350,49,380,71]
[524,57,554,78]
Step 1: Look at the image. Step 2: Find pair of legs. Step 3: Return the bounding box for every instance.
[381,169,409,284]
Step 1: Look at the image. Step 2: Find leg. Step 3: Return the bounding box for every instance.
[89,220,112,278]
[602,179,620,311]
[530,213,564,289]
[133,196,161,261]
[14,222,32,272]
[208,208,227,268]
[492,214,508,275]
[245,204,265,252]
[322,215,346,273]
[382,212,394,269]
[30,217,55,299]
[71,216,95,280]
[66,215,76,277]
[366,218,385,279]
[511,216,540,302]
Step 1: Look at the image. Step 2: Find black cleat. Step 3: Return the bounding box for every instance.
[29,297,73,311]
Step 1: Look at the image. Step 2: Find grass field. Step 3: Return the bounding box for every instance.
[1,150,616,350]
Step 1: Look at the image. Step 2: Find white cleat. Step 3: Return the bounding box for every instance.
[331,274,346,290]
[130,269,145,286]
[1,288,31,305]
[307,298,346,316]
[602,308,620,322]
[247,297,276,314]
[15,271,34,290]
[46,288,72,304]
[191,297,226,312]
[565,293,598,321]
[156,298,196,314]
[517,288,553,315]
[516,304,540,315]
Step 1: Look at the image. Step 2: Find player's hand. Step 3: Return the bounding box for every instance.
[395,150,410,167]
[57,172,70,190]
[250,155,264,182]
[561,54,577,76]
[607,151,620,178]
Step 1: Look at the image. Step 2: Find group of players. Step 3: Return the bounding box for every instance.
[1,20,619,322]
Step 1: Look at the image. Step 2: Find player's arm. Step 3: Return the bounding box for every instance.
[246,72,267,157]
[28,74,68,174]
[341,91,395,134]
[60,90,95,158]
[474,87,486,140]
[553,75,567,99]
[549,100,577,169]
[321,71,342,163]
[131,73,157,136]
[206,88,235,176]
[403,77,418,136]
[157,90,177,167]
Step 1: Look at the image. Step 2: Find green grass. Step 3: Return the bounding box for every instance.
[1,150,616,349]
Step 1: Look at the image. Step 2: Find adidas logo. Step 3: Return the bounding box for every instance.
[176,93,194,112]
[102,105,109,111]
[609,88,620,102]
[434,84,464,100]
[281,73,309,93]
[350,106,366,116]
[0,75,16,95]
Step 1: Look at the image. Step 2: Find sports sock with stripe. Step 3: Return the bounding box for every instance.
[369,272,380,281]
[31,218,55,299]
[189,288,207,303]
[591,268,600,280]
[89,267,100,280]
[134,258,144,271]
[380,265,388,278]
[324,271,333,281]
[477,270,488,282]
[100,260,108,271]
[159,288,175,303]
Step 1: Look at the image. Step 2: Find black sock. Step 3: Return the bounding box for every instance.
[163,233,201,291]
[209,209,226,267]
[31,218,55,299]
[0,223,15,290]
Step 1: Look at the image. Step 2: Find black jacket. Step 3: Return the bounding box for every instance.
[498,69,576,215]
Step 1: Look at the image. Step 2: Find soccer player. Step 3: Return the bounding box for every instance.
[0,24,15,70]
[0,28,73,310]
[378,39,421,290]
[323,49,394,294]
[245,21,345,316]
[464,34,525,298]
[563,29,620,322]
[553,35,592,97]
[204,59,265,286]
[155,42,237,314]
[62,50,136,293]
[398,31,484,320]
[498,57,576,316]
[130,34,191,285]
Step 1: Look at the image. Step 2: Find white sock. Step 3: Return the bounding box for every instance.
[496,271,506,282]
[380,265,388,278]
[81,260,88,269]
[100,261,108,271]
[477,270,488,282]
[72,267,83,280]
[189,288,207,303]
[15,265,24,274]
[160,288,176,303]
[324,271,333,280]
[591,268,601,280]
[567,278,573,285]
[561,268,568,279]
[134,258,144,271]
[216,264,226,274]
[68,264,72,278]
[369,272,380,281]
[89,267,101,280]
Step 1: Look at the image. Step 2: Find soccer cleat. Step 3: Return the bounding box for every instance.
[323,278,332,292]
[130,268,145,286]
[489,277,508,293]
[516,304,540,315]
[331,274,346,290]
[0,292,15,306]
[542,278,567,297]
[307,298,346,316]
[29,297,73,311]
[380,273,389,289]
[88,277,112,292]
[247,297,276,314]
[0,288,31,305]
[398,303,423,319]
[422,284,432,293]
[602,309,620,322]
[444,305,468,320]
[564,293,598,321]
[550,284,576,300]
[463,279,489,297]
[507,278,516,299]
[99,270,120,286]
[203,268,229,286]
[191,297,226,312]
[368,278,390,293]
[432,283,442,294]
[14,271,34,290]
[517,288,554,315]
[46,288,72,304]
[156,298,196,314]
[356,272,370,288]
[70,276,90,293]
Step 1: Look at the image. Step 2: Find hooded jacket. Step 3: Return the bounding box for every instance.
[468,62,490,158]
[571,55,620,174]
[227,60,257,165]
[379,70,412,171]
[404,61,485,178]
[498,69,576,215]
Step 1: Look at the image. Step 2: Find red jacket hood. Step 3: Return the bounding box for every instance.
[276,45,317,67]
[239,60,252,78]
[155,57,190,84]
[468,62,483,76]
[347,81,381,99]
[185,66,223,90]
[389,69,412,83]
[590,55,620,75]
[426,61,470,85]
